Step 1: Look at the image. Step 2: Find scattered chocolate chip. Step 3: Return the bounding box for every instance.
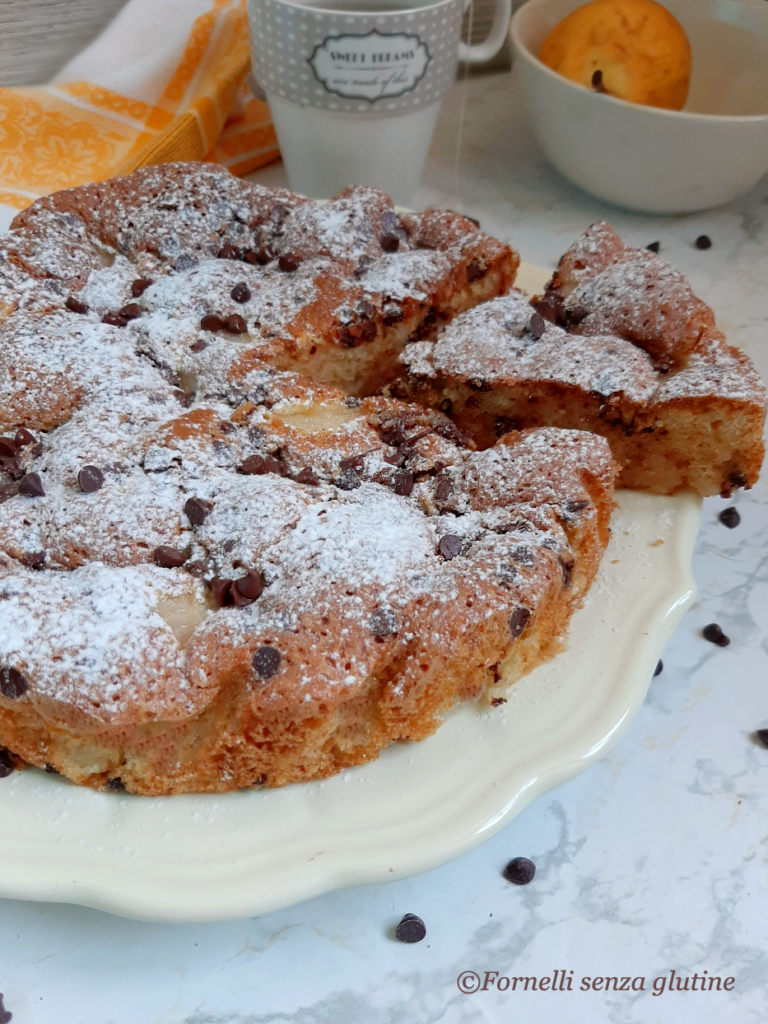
[44,763,59,774]
[184,496,212,526]
[393,470,414,497]
[78,465,104,493]
[65,296,89,314]
[210,577,234,607]
[225,314,247,335]
[591,69,607,93]
[466,259,485,282]
[0,992,11,1024]
[654,659,663,677]
[20,551,45,570]
[380,232,400,253]
[438,534,462,560]
[119,302,141,320]
[131,278,153,297]
[231,282,251,303]
[106,777,126,791]
[647,241,661,254]
[241,454,268,475]
[509,606,531,640]
[340,454,365,474]
[200,314,224,332]
[532,291,565,325]
[102,312,127,327]
[491,697,507,707]
[395,914,426,943]
[719,506,740,529]
[563,499,589,516]
[183,559,208,578]
[153,545,187,569]
[695,234,712,250]
[755,729,768,749]
[564,304,589,328]
[190,339,207,352]
[18,472,44,497]
[253,646,282,680]
[434,475,452,501]
[528,312,546,339]
[218,242,241,260]
[14,428,35,448]
[559,554,574,588]
[703,622,730,646]
[0,666,28,700]
[728,469,747,491]
[279,254,300,272]
[0,438,15,459]
[0,750,14,779]
[369,608,398,637]
[293,467,319,486]
[246,246,275,265]
[503,856,536,885]
[233,570,264,605]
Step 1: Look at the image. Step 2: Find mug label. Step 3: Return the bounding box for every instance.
[309,30,431,103]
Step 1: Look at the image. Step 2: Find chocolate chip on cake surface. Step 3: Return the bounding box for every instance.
[755,729,768,749]
[380,232,400,253]
[528,312,546,339]
[466,258,485,282]
[20,551,45,570]
[646,241,661,253]
[14,428,35,448]
[119,302,141,320]
[0,750,15,779]
[395,914,426,943]
[654,659,663,676]
[393,470,414,497]
[102,312,127,327]
[241,454,269,475]
[703,622,730,646]
[106,777,126,791]
[0,438,15,459]
[218,242,241,260]
[369,608,398,637]
[503,856,536,885]
[253,646,282,680]
[78,465,104,493]
[210,577,234,607]
[184,496,212,526]
[190,339,207,352]
[591,69,607,92]
[200,314,224,332]
[719,507,740,529]
[19,472,45,497]
[509,606,531,639]
[224,313,247,335]
[0,666,28,700]
[153,545,187,569]
[231,282,251,303]
[434,475,452,501]
[293,467,319,486]
[695,234,712,250]
[65,295,89,314]
[279,254,300,272]
[438,534,462,560]
[233,570,264,605]
[131,277,153,297]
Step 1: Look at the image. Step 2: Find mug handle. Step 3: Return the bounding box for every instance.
[457,0,512,64]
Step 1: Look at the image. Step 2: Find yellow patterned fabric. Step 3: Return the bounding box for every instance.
[0,0,279,214]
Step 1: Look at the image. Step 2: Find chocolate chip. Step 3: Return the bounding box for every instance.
[246,246,275,265]
[563,499,589,516]
[78,465,104,493]
[0,992,11,1024]
[225,314,247,335]
[646,241,661,254]
[20,551,45,570]
[466,259,485,282]
[340,454,365,473]
[153,545,187,569]
[0,438,15,459]
[559,554,574,588]
[293,467,319,486]
[131,278,153,297]
[528,312,546,339]
[380,232,400,253]
[233,570,264,605]
[44,763,59,773]
[695,234,712,250]
[102,312,127,327]
[503,856,536,885]
[755,729,768,749]
[564,304,589,328]
[210,577,234,607]
[119,302,141,320]
[393,470,414,497]
[231,282,251,303]
[65,296,89,314]
[200,314,224,332]
[591,69,607,93]
[0,750,14,779]
[106,777,126,791]
[438,534,462,560]
[395,914,426,943]
[218,242,241,260]
[0,666,28,700]
[509,607,531,640]
[719,507,740,529]
[491,697,507,707]
[190,339,207,352]
[241,454,269,475]
[532,291,565,325]
[14,428,35,448]
[654,659,663,677]
[728,469,747,491]
[184,496,212,526]
[279,255,300,272]
[18,472,44,497]
[369,608,398,637]
[253,646,281,680]
[703,622,730,646]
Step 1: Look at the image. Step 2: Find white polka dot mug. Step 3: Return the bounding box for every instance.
[247,0,512,203]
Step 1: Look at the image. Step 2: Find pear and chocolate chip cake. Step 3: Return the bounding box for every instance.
[0,161,616,794]
[402,223,766,497]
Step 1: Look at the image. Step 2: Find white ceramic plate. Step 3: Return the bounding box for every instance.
[0,266,701,922]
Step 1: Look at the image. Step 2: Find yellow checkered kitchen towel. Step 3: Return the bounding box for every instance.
[0,0,279,227]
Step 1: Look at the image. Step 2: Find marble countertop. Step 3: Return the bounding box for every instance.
[3,68,768,1024]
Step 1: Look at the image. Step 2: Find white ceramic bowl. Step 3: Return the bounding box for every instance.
[510,0,768,213]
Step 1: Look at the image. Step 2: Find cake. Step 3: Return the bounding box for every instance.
[0,162,614,794]
[401,223,766,497]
